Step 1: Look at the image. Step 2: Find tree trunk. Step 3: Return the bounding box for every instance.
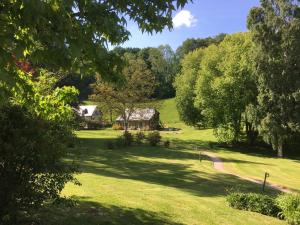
[245,122,258,146]
[109,110,113,124]
[124,120,128,132]
[277,143,283,158]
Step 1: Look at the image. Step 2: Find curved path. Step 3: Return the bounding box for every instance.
[203,151,292,193]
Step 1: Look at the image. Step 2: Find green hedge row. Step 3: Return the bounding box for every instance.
[227,192,300,225]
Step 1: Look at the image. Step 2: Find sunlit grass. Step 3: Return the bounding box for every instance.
[37,98,299,224]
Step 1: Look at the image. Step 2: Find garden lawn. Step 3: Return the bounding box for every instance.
[160,99,300,193]
[38,98,300,225]
[53,129,284,225]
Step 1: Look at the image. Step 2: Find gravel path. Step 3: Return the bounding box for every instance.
[203,151,292,193]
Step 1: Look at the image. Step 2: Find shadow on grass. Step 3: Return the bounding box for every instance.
[70,137,279,198]
[214,142,300,161]
[23,198,183,225]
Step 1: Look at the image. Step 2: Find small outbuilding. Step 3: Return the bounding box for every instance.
[74,105,102,129]
[116,108,160,130]
[77,105,102,120]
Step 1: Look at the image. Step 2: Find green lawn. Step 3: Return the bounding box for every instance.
[37,98,300,225]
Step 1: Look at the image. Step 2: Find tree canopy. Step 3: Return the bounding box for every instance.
[175,33,258,143]
[0,0,190,100]
[248,0,300,157]
[174,48,204,126]
[91,53,155,131]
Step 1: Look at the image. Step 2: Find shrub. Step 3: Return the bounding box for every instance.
[226,192,280,217]
[164,140,170,148]
[123,131,133,146]
[85,119,102,129]
[112,124,123,130]
[116,131,133,147]
[135,132,145,144]
[115,136,126,148]
[0,105,78,223]
[277,194,300,225]
[147,131,161,146]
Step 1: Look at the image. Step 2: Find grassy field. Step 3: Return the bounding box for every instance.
[38,98,300,225]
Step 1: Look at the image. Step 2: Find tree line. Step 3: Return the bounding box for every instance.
[58,34,226,100]
[175,0,300,157]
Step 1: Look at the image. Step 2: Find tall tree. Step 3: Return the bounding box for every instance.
[248,0,300,157]
[194,33,257,143]
[174,48,205,127]
[91,53,155,131]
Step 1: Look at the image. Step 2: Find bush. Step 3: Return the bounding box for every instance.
[226,192,280,217]
[147,131,161,146]
[0,105,78,223]
[123,131,133,146]
[135,132,145,144]
[164,140,170,148]
[277,194,300,225]
[112,124,123,130]
[116,131,133,147]
[84,119,102,129]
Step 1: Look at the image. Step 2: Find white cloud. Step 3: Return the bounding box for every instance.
[172,10,197,28]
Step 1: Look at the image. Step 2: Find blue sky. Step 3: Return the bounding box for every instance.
[120,0,260,50]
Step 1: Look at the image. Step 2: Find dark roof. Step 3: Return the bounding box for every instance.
[116,108,158,121]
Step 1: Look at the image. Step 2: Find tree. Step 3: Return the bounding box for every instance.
[138,47,173,99]
[0,1,190,221]
[194,33,257,143]
[91,54,155,131]
[174,48,205,127]
[175,33,227,60]
[0,0,190,103]
[157,45,179,98]
[248,0,300,157]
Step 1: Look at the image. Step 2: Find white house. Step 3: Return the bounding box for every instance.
[76,105,102,120]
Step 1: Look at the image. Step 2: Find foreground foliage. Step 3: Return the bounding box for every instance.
[226,192,280,217]
[0,0,190,97]
[0,70,79,223]
[277,194,300,225]
[0,105,78,223]
[227,192,300,225]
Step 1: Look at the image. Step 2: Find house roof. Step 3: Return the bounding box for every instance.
[116,108,157,121]
[78,105,98,117]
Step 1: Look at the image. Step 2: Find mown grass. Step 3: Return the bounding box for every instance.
[54,129,284,225]
[33,98,299,225]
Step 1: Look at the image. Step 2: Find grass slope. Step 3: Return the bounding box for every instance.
[39,98,299,225]
[56,129,284,225]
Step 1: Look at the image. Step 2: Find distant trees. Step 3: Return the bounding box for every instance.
[105,34,227,100]
[247,0,300,157]
[175,34,227,60]
[91,54,155,131]
[138,45,178,98]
